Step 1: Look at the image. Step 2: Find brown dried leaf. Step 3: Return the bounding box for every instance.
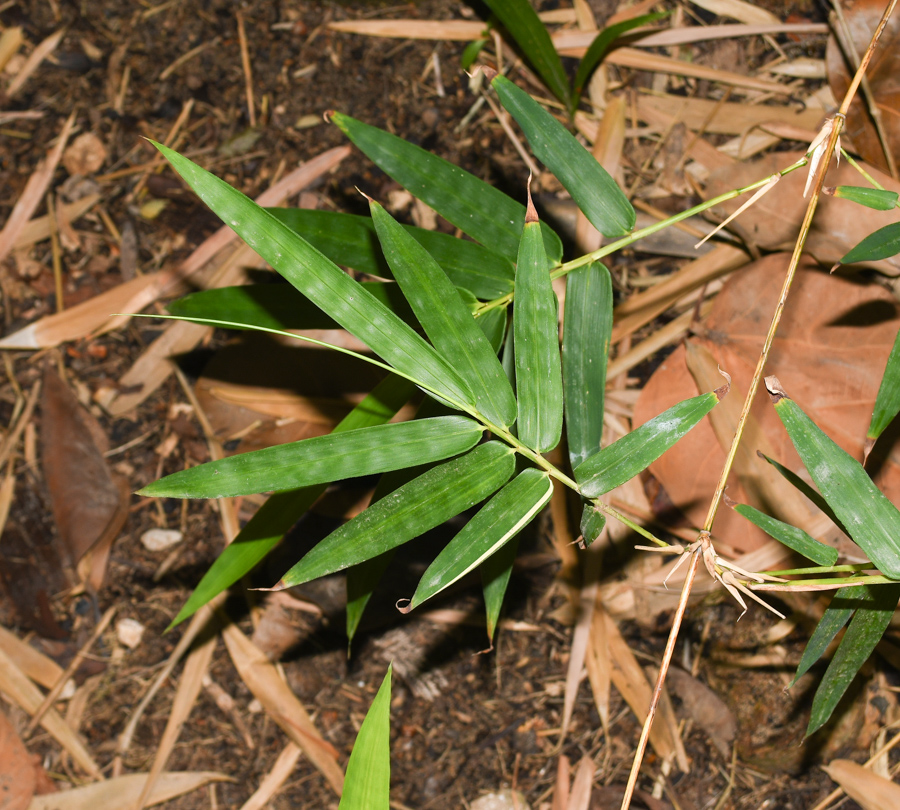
[634,254,900,555]
[823,759,900,810]
[40,368,127,589]
[664,667,736,758]
[62,132,107,176]
[826,0,900,173]
[0,709,34,810]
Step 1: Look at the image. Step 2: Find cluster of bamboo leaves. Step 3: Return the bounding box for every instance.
[138,0,900,743]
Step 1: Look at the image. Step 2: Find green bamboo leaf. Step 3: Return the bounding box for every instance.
[461,38,489,71]
[514,202,563,452]
[407,468,552,611]
[168,282,416,332]
[491,75,635,238]
[482,0,570,106]
[758,451,850,537]
[733,503,838,566]
[575,389,725,498]
[867,327,900,447]
[150,140,474,410]
[370,200,517,428]
[478,306,508,353]
[562,262,612,469]
[482,536,520,644]
[791,584,869,687]
[808,583,900,735]
[268,208,516,300]
[831,185,898,210]
[580,502,606,547]
[329,112,563,264]
[768,377,900,578]
[339,665,392,810]
[840,221,900,264]
[139,416,482,499]
[276,442,516,588]
[571,13,669,114]
[167,375,415,629]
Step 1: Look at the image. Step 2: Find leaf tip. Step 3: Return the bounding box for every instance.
[723,492,737,508]
[472,64,498,84]
[525,173,539,224]
[864,436,876,465]
[323,109,335,124]
[764,375,787,403]
[252,580,289,593]
[714,366,731,400]
[356,186,375,204]
[396,598,413,615]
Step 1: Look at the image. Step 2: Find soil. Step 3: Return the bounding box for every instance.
[0,0,888,808]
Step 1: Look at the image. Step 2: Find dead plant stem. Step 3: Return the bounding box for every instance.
[620,2,899,806]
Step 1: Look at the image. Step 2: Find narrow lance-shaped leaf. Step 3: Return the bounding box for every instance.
[329,112,563,264]
[563,262,612,469]
[482,537,520,644]
[767,375,900,579]
[339,665,392,810]
[150,141,474,410]
[514,191,563,453]
[406,468,552,612]
[478,306,508,354]
[575,385,728,498]
[491,75,635,238]
[139,416,482,499]
[791,584,870,687]
[276,442,516,588]
[571,12,669,114]
[481,0,570,106]
[830,185,898,210]
[867,327,900,458]
[168,282,417,333]
[807,583,900,735]
[167,375,415,629]
[370,200,517,429]
[840,221,900,265]
[268,207,516,300]
[580,502,606,548]
[732,503,838,566]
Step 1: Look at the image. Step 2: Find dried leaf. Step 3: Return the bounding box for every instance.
[823,759,900,810]
[0,709,34,810]
[664,667,736,758]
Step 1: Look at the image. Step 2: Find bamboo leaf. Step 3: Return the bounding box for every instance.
[733,504,838,566]
[840,221,900,265]
[768,377,900,579]
[807,583,900,735]
[514,199,563,452]
[168,282,417,332]
[150,140,474,410]
[329,112,563,264]
[167,375,415,629]
[268,208,516,300]
[562,262,612,469]
[276,442,516,588]
[791,584,869,687]
[580,502,606,548]
[482,536,520,644]
[491,75,635,238]
[339,665,392,810]
[482,0,570,105]
[571,13,669,114]
[575,389,724,498]
[868,327,900,447]
[139,416,482,499]
[831,186,898,210]
[370,200,517,428]
[478,306,508,353]
[407,468,552,611]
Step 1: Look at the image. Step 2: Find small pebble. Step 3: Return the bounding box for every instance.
[141,528,183,552]
[116,618,145,649]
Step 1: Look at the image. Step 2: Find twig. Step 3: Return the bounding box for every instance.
[619,1,899,806]
[46,193,64,312]
[236,11,256,127]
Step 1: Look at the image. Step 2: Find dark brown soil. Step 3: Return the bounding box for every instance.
[0,0,886,808]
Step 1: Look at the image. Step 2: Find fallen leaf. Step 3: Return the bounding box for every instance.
[0,709,34,810]
[634,254,900,555]
[664,667,736,758]
[826,0,900,173]
[40,368,128,590]
[823,759,900,810]
[62,132,107,176]
[703,152,900,276]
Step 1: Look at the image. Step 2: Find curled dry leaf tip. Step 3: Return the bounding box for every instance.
[322,110,335,124]
[722,491,737,508]
[356,185,375,203]
[525,172,539,224]
[864,436,877,465]
[764,375,787,402]
[396,598,412,615]
[714,367,731,400]
[472,64,497,83]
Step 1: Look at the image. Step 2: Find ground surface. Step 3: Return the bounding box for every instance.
[0,0,891,808]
